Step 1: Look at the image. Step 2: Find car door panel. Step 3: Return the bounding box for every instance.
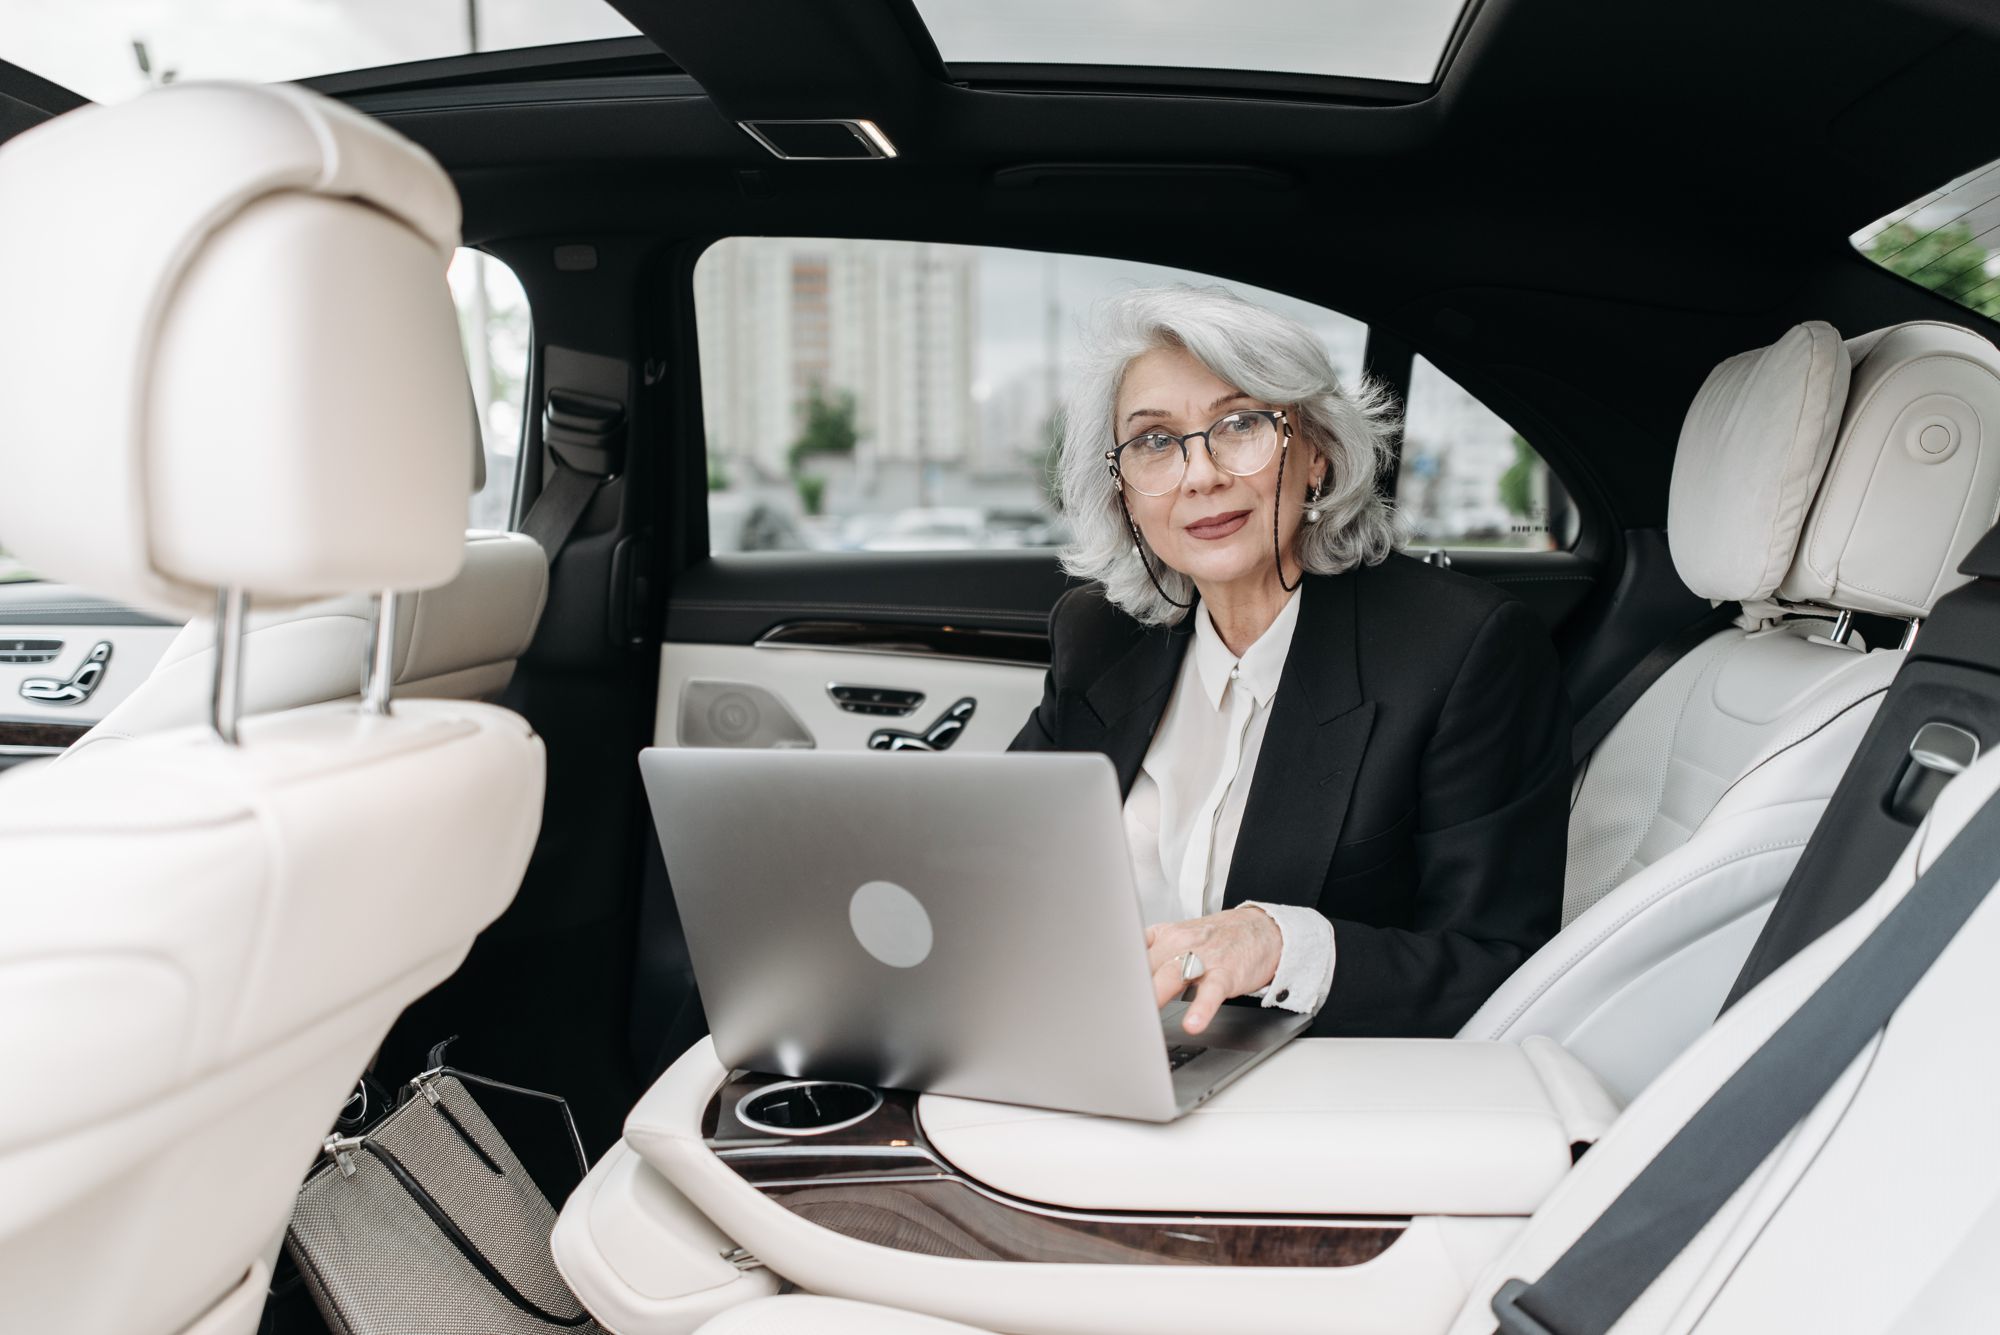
[0,583,179,769]
[656,551,1066,757]
[656,641,1044,754]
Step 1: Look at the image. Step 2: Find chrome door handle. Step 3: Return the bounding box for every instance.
[869,697,975,752]
[21,640,111,706]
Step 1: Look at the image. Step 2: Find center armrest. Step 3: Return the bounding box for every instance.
[918,1036,1619,1216]
[593,1035,1622,1335]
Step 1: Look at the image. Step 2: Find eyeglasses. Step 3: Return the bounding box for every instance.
[1105,409,1290,497]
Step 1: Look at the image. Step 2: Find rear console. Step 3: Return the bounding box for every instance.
[552,1035,1619,1334]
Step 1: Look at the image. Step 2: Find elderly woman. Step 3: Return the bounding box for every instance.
[1012,286,1569,1039]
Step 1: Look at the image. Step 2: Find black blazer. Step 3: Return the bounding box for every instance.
[1011,553,1570,1038]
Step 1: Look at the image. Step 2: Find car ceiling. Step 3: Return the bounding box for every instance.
[1,0,1996,533]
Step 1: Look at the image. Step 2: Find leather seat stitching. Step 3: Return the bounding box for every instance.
[1489,836,1813,1036]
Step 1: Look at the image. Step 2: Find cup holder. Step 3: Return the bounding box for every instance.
[735,1080,883,1136]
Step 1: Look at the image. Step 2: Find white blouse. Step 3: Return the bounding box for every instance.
[1121,589,1336,1015]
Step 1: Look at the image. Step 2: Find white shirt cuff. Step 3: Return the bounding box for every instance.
[1242,902,1335,1015]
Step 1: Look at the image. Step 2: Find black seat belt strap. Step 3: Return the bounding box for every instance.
[1492,784,2000,1335]
[1571,601,1740,768]
[519,387,625,564]
[519,465,600,561]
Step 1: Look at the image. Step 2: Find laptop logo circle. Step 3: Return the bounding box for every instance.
[848,880,933,968]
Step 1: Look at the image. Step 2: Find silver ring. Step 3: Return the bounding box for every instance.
[1176,951,1205,981]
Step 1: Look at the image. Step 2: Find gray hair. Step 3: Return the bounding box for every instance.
[1055,285,1405,625]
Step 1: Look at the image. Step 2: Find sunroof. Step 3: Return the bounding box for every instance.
[0,0,642,104]
[909,0,1474,87]
[1853,159,2000,321]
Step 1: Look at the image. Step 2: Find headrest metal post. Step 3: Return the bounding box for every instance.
[1829,609,1854,646]
[362,591,397,716]
[210,586,246,745]
[1900,617,1922,652]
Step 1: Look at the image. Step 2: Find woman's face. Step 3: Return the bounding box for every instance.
[1113,345,1325,600]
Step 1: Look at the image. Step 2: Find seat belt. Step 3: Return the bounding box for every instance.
[1491,782,2000,1335]
[1570,602,1740,768]
[519,388,625,564]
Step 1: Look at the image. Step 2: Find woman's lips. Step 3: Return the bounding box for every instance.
[1184,510,1251,541]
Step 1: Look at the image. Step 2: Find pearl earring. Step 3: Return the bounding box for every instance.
[1305,481,1325,524]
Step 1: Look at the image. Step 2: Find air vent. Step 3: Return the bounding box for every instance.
[739,119,897,161]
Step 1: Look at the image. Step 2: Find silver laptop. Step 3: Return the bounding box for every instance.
[639,746,1310,1122]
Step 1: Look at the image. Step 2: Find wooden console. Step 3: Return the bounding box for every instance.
[705,1071,1406,1268]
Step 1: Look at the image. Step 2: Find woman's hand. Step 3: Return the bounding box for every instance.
[1145,905,1284,1035]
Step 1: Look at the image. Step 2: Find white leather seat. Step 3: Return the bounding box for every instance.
[0,82,545,1335]
[701,1297,993,1334]
[61,527,547,762]
[1460,320,2000,1101]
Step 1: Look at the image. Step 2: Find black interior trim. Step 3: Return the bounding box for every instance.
[667,552,1077,645]
[347,73,703,117]
[946,63,1432,107]
[300,36,672,98]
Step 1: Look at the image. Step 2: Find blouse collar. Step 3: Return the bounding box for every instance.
[1192,585,1302,711]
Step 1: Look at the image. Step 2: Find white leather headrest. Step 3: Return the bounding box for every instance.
[0,82,472,620]
[1779,321,2000,618]
[1668,322,1851,603]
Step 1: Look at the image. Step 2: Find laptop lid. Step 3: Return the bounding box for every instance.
[640,746,1187,1121]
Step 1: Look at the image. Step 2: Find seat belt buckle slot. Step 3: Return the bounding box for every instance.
[542,388,626,479]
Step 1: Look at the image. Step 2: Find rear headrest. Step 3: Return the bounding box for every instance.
[1668,322,1851,603]
[1779,321,2000,618]
[0,82,473,621]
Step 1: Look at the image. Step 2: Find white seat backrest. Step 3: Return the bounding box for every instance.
[61,528,548,761]
[1447,743,2000,1335]
[1464,320,2000,1101]
[0,83,545,1335]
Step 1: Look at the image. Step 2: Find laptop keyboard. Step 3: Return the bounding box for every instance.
[1166,1044,1208,1072]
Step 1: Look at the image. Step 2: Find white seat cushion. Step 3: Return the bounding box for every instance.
[1446,748,2000,1334]
[699,1296,997,1335]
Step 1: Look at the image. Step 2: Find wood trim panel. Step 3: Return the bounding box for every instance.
[754,620,1050,668]
[0,719,89,749]
[708,1072,1405,1268]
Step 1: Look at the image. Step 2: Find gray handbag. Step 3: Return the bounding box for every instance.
[286,1058,604,1335]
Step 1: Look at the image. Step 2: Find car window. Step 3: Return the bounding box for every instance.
[1396,355,1576,551]
[692,238,1367,553]
[1852,159,2000,320]
[449,247,529,531]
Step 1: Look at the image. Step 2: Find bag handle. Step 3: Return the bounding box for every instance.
[418,1036,590,1181]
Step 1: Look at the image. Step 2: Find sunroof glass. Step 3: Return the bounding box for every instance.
[0,0,641,104]
[909,0,1474,87]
